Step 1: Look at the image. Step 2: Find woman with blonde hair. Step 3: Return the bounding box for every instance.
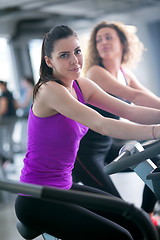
[73,21,160,225]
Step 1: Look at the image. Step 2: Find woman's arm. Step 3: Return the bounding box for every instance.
[78,77,160,125]
[33,79,160,141]
[87,65,160,109]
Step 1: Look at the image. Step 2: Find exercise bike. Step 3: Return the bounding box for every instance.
[104,139,160,200]
[1,140,160,240]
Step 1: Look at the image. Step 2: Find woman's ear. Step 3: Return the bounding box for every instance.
[44,56,53,68]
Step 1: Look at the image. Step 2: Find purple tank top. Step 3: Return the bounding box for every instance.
[20,80,88,189]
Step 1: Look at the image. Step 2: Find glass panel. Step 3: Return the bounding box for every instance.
[28,39,42,83]
[0,38,15,92]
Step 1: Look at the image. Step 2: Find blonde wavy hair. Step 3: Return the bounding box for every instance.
[83,21,145,75]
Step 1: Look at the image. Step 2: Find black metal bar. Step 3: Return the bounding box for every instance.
[0,178,42,198]
[104,140,160,175]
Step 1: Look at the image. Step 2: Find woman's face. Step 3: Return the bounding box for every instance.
[0,83,6,92]
[45,35,83,82]
[96,27,124,61]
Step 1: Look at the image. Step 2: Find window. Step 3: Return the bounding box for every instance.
[28,39,42,83]
[0,38,16,92]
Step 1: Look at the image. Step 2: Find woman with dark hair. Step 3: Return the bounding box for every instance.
[72,21,160,224]
[15,25,160,240]
[0,80,17,164]
[0,80,17,117]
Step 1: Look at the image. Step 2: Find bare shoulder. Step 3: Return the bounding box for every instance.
[76,77,99,102]
[35,81,67,107]
[39,81,67,97]
[86,65,111,80]
[77,76,98,88]
[76,77,90,93]
[33,81,68,117]
[122,67,138,85]
[89,65,101,70]
[87,65,104,75]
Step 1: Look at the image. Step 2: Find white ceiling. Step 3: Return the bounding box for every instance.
[0,0,160,23]
[0,0,160,37]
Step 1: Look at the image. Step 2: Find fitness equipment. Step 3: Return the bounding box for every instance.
[0,178,159,240]
[104,139,160,200]
[0,176,159,240]
[16,221,57,240]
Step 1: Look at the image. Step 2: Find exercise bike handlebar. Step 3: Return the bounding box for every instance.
[104,140,160,175]
[0,178,134,211]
